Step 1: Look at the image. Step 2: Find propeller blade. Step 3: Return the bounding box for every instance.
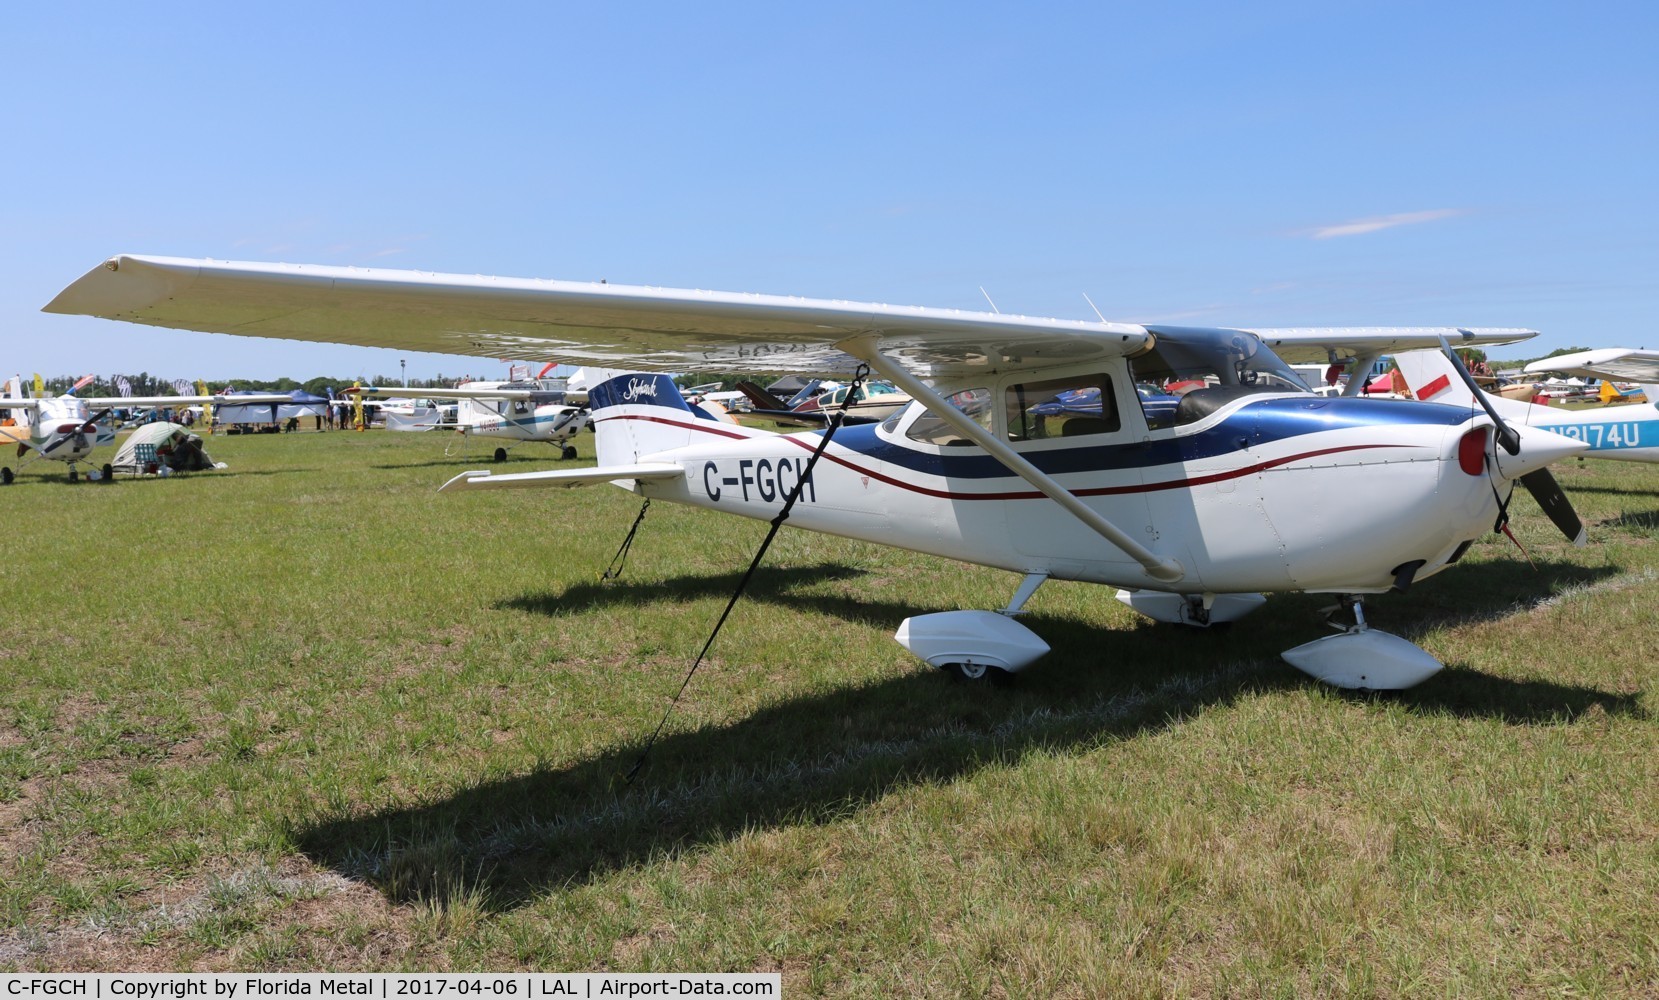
[1519,469,1588,547]
[1439,334,1521,455]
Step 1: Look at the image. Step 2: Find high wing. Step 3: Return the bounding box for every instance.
[84,393,292,408]
[46,256,1152,377]
[350,385,583,403]
[1245,327,1537,364]
[1523,348,1659,383]
[46,255,1537,378]
[2,393,290,410]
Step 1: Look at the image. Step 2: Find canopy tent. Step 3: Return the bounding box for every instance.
[215,389,330,424]
[110,422,217,474]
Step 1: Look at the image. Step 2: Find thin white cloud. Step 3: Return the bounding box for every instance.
[1301,208,1466,240]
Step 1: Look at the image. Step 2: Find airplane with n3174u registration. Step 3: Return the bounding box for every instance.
[46,255,1590,689]
[1393,348,1659,464]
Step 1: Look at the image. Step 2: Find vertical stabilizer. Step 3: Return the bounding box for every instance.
[1391,350,1475,406]
[587,371,766,465]
[4,375,33,429]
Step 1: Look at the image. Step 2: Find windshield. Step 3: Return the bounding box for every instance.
[1129,328,1310,429]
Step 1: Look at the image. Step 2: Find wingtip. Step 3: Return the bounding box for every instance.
[438,470,492,493]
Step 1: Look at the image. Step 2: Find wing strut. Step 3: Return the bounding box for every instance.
[838,338,1185,584]
[1340,351,1383,397]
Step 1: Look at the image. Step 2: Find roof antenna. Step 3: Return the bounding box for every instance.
[979,286,1001,314]
[1082,292,1108,323]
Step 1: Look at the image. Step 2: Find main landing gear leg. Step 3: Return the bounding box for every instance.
[1280,596,1444,690]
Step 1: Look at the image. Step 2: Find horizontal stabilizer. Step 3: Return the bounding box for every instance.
[438,463,683,493]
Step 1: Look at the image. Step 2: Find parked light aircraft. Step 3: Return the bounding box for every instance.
[1525,348,1659,407]
[737,378,912,427]
[1,373,285,483]
[1394,348,1659,464]
[47,256,1587,688]
[346,381,587,461]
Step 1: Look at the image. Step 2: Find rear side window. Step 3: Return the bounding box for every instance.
[1005,375,1120,441]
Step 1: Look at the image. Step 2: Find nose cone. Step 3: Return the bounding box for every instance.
[1494,423,1589,481]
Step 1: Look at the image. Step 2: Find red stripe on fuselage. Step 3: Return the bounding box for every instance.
[594,413,753,440]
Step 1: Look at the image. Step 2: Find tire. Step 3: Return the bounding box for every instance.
[561,444,578,461]
[101,463,114,482]
[68,467,78,483]
[492,447,508,463]
[942,662,1013,685]
[0,467,12,485]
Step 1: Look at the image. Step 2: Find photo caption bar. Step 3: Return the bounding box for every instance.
[0,975,780,1000]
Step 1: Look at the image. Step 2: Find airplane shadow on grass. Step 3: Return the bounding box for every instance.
[293,558,1644,911]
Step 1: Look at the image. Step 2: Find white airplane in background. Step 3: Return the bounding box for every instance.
[1,373,286,483]
[1526,346,1659,405]
[1394,348,1659,465]
[346,381,588,462]
[47,255,1585,689]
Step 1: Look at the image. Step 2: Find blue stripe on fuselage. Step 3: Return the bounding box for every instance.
[814,396,1475,479]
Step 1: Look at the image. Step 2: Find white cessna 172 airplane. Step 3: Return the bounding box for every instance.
[347,381,589,461]
[47,255,1587,689]
[1,373,286,483]
[1394,348,1659,465]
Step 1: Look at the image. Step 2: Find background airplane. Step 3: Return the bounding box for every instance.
[347,381,588,462]
[736,377,912,427]
[1524,348,1659,406]
[1395,348,1659,463]
[46,255,1581,689]
[1,373,286,483]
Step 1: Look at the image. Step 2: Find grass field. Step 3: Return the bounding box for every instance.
[2,427,1655,994]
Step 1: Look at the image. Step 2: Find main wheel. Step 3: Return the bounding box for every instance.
[0,467,12,485]
[941,662,1012,685]
[492,447,508,463]
[561,444,578,461]
[68,467,79,483]
[101,463,114,482]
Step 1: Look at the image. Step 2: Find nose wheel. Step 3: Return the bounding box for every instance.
[1280,596,1443,690]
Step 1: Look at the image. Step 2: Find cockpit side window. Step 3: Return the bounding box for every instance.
[1129,331,1310,430]
[904,388,994,447]
[1004,374,1120,441]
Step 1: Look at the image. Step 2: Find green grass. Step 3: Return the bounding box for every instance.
[2,430,1656,993]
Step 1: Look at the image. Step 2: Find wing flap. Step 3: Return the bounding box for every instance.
[437,462,684,493]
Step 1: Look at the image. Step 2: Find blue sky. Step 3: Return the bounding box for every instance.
[4,2,1655,380]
